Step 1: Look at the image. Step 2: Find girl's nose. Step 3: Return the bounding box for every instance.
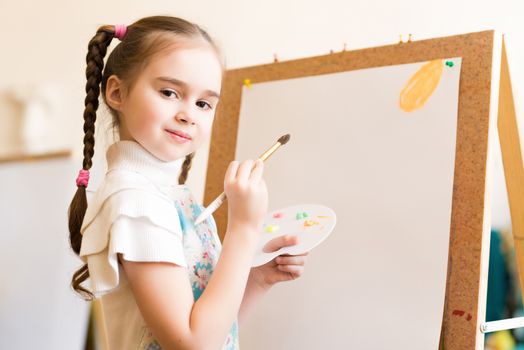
[175,111,196,125]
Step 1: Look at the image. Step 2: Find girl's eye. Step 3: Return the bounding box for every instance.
[161,89,178,98]
[196,100,212,110]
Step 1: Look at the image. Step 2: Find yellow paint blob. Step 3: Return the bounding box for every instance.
[304,220,320,227]
[265,225,279,233]
[399,59,444,112]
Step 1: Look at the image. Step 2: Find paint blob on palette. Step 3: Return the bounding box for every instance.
[252,204,337,267]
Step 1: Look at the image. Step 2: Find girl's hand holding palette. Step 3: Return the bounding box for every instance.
[252,204,337,267]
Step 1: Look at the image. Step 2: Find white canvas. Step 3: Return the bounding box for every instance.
[235,58,462,349]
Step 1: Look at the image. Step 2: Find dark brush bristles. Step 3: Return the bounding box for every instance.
[278,134,290,145]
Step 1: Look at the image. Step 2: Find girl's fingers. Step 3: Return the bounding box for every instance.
[224,161,239,184]
[275,255,307,266]
[248,159,264,182]
[277,264,304,277]
[236,159,255,183]
[262,235,299,253]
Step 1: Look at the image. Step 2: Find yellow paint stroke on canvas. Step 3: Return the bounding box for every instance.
[399,59,444,112]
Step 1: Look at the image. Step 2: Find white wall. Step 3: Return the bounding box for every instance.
[0,0,521,347]
[0,158,92,349]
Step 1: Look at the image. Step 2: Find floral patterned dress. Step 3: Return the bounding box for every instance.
[140,184,239,350]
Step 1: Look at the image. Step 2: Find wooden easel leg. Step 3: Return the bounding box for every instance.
[497,39,524,309]
[84,299,110,350]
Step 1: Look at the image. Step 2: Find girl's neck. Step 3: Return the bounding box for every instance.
[106,140,185,187]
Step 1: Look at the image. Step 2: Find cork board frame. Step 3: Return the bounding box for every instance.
[204,30,498,349]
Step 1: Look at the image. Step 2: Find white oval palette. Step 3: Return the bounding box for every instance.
[252,204,337,267]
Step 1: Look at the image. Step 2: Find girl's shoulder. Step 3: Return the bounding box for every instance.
[80,169,182,257]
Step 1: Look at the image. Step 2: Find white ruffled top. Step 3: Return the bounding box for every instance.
[79,140,187,295]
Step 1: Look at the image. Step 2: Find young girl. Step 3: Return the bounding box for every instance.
[68,16,308,349]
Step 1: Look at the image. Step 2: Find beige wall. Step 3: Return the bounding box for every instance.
[1,0,523,204]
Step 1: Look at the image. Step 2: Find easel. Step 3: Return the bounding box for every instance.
[203,31,524,349]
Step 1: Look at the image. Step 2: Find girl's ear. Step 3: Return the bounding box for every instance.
[105,75,124,111]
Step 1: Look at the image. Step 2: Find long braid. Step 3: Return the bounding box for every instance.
[68,26,115,300]
[178,153,195,185]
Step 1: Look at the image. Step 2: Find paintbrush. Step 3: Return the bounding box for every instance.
[194,134,291,225]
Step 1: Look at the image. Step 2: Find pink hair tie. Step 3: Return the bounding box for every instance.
[114,24,127,40]
[76,169,90,187]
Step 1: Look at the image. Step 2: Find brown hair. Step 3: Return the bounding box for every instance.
[68,16,223,300]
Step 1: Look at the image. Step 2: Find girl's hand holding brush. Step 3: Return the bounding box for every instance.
[195,134,290,225]
[224,159,268,233]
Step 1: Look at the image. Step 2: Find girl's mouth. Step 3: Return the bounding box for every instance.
[166,129,191,143]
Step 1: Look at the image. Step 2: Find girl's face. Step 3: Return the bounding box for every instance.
[116,45,222,162]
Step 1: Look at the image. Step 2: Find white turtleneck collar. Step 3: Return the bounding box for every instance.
[105,140,185,187]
